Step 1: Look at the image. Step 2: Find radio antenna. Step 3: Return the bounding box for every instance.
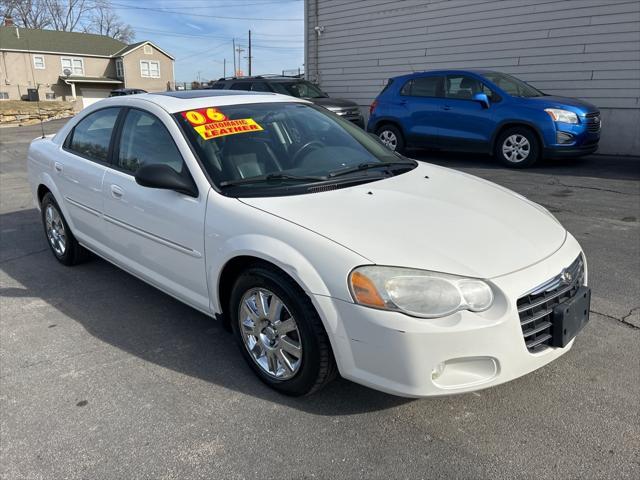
[25,33,46,138]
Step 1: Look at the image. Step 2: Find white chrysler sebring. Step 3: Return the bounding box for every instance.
[27,91,591,397]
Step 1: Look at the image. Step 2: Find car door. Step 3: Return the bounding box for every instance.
[439,74,496,152]
[57,107,121,251]
[102,107,210,311]
[396,75,446,147]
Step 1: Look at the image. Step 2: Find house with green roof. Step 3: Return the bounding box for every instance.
[0,23,174,109]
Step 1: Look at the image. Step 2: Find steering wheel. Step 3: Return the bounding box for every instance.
[292,140,324,165]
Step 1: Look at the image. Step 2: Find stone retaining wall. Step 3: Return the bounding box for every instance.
[0,102,75,126]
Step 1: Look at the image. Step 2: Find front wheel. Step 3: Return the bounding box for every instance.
[230,266,337,396]
[495,127,540,168]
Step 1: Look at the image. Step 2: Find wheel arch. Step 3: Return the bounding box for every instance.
[490,121,545,152]
[370,118,405,137]
[210,236,335,331]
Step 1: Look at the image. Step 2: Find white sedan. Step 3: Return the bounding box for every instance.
[27,91,591,397]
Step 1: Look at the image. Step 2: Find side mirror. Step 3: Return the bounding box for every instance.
[135,164,198,197]
[473,92,490,109]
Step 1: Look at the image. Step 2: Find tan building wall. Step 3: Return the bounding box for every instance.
[121,44,174,92]
[0,50,116,102]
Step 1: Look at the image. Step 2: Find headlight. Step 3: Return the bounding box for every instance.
[545,108,578,124]
[349,266,494,318]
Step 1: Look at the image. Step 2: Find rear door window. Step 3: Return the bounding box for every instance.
[230,83,252,91]
[66,108,120,162]
[251,82,271,92]
[401,76,444,97]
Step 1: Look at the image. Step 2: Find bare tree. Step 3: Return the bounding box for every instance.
[1,0,135,43]
[0,0,51,29]
[44,0,90,32]
[86,0,135,43]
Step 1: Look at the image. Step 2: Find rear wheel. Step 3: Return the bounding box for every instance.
[41,192,88,266]
[495,127,540,168]
[376,124,405,153]
[230,265,337,396]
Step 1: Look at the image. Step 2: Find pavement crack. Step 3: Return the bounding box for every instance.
[0,248,48,264]
[591,309,640,330]
[554,179,631,196]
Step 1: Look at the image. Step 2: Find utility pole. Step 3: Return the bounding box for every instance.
[232,38,236,77]
[248,30,252,76]
[223,58,226,78]
[236,46,245,76]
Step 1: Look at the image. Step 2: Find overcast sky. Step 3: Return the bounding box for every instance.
[111,0,304,83]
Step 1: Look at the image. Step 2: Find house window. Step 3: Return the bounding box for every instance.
[140,60,160,78]
[61,57,84,76]
[33,55,45,69]
[143,44,152,54]
[46,92,56,100]
[0,92,8,100]
[115,59,124,78]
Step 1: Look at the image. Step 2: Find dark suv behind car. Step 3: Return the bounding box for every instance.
[210,76,364,127]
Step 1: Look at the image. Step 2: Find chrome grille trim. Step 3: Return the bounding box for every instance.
[517,255,585,353]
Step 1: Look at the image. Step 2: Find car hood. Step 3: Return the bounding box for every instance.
[308,96,360,109]
[522,95,598,113]
[239,163,567,279]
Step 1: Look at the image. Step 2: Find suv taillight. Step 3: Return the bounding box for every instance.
[369,99,378,115]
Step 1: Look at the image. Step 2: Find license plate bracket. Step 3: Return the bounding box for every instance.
[551,286,591,348]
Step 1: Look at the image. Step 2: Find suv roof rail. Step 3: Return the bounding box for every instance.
[214,74,304,81]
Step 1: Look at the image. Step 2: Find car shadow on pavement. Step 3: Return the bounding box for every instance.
[410,150,640,182]
[0,208,411,415]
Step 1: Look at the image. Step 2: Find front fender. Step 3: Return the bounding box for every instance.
[208,234,331,311]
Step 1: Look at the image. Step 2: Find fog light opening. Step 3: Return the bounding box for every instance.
[556,131,575,144]
[431,362,446,380]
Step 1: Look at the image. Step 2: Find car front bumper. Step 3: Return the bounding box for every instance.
[313,234,587,398]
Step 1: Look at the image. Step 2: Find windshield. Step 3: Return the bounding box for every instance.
[174,102,414,196]
[270,81,327,99]
[482,72,545,98]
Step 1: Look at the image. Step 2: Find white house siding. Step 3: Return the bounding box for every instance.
[305,0,640,155]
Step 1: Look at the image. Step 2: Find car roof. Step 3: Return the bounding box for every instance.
[390,69,500,81]
[215,76,305,83]
[98,89,309,113]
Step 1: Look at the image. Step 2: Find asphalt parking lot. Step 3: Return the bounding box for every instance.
[1,119,639,480]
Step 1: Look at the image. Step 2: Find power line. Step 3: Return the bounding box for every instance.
[109,1,303,21]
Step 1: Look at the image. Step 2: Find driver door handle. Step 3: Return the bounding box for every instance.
[442,105,452,111]
[110,184,124,199]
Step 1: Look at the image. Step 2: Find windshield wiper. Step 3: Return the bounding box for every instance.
[219,172,327,187]
[329,160,415,178]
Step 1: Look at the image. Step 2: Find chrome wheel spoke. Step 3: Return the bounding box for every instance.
[274,317,296,334]
[267,297,283,322]
[277,350,294,373]
[255,290,269,318]
[280,336,301,357]
[238,288,302,380]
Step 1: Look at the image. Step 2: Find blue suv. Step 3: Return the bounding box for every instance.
[367,70,601,167]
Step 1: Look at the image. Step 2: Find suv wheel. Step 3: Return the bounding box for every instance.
[230,265,337,396]
[376,124,405,153]
[495,127,540,168]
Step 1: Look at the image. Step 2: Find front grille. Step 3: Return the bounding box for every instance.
[516,255,585,353]
[585,111,601,133]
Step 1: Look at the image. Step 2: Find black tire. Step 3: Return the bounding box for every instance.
[495,126,540,168]
[41,192,88,266]
[376,123,406,153]
[229,265,337,396]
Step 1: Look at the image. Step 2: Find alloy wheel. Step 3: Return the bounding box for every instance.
[238,288,303,380]
[502,134,531,163]
[45,204,67,257]
[379,130,398,150]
